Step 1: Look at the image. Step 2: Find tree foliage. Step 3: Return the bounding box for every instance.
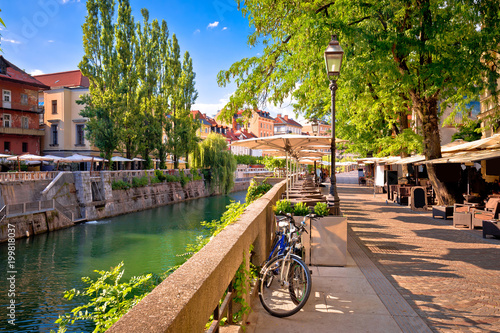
[218,0,500,204]
[190,133,236,194]
[79,0,199,169]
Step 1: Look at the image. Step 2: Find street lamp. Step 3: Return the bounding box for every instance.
[324,34,344,215]
[311,118,319,136]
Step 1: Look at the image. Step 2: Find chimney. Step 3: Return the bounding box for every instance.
[203,113,207,118]
[284,115,289,121]
[277,113,282,118]
[232,117,237,130]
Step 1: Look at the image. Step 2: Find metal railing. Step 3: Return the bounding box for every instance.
[0,205,5,223]
[3,200,54,216]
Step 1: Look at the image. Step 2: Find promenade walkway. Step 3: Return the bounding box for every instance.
[247,182,500,332]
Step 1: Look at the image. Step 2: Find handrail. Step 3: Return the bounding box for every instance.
[0,205,5,223]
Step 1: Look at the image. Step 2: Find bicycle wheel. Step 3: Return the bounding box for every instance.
[258,255,311,317]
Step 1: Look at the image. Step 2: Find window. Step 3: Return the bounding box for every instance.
[76,124,85,145]
[22,117,29,129]
[22,142,28,153]
[52,100,57,114]
[3,90,11,102]
[4,141,10,152]
[51,124,58,146]
[3,114,11,127]
[3,90,11,108]
[21,93,28,105]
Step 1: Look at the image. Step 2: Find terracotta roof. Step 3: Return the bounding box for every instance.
[274,115,303,128]
[235,129,258,139]
[34,69,89,89]
[0,56,49,89]
[224,130,239,141]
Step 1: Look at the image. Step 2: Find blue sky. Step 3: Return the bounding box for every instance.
[0,0,299,120]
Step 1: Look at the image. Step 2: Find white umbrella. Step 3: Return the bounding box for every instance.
[65,154,106,162]
[0,154,14,158]
[7,154,53,171]
[111,156,132,162]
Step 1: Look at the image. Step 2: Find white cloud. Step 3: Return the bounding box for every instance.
[1,37,21,44]
[48,40,55,43]
[222,27,228,31]
[30,69,45,76]
[193,29,200,35]
[207,21,219,29]
[61,0,80,4]
[192,96,230,117]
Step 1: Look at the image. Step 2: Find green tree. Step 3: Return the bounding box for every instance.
[452,119,482,142]
[114,0,140,160]
[218,0,500,205]
[79,0,120,167]
[190,133,236,194]
[165,41,199,169]
[136,9,162,169]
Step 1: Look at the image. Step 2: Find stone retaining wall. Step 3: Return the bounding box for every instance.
[0,209,73,242]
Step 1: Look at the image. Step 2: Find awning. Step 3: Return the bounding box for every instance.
[417,149,500,164]
[441,133,500,153]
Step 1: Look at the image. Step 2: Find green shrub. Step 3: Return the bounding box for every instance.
[314,202,329,216]
[155,169,166,182]
[166,174,180,182]
[54,262,164,332]
[150,176,161,184]
[245,178,273,203]
[273,199,293,215]
[293,202,310,216]
[111,180,131,190]
[132,175,149,187]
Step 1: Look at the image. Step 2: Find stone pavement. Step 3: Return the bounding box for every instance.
[341,183,500,332]
[246,183,500,333]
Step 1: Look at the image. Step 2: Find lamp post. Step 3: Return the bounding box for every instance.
[324,34,344,215]
[311,118,319,184]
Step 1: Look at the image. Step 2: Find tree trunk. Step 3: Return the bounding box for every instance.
[398,109,410,176]
[411,94,455,205]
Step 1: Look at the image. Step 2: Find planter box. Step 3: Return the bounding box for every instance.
[309,216,347,266]
[292,215,347,266]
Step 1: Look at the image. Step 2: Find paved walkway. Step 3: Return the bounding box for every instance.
[246,183,500,333]
[341,184,500,332]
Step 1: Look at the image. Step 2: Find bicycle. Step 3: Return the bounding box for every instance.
[258,213,314,317]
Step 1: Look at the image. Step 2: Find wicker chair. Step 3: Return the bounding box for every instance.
[453,203,473,229]
[471,198,500,229]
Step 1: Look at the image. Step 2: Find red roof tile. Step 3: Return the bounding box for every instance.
[0,56,49,89]
[34,69,89,89]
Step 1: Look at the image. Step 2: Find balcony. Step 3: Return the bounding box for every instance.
[0,127,45,136]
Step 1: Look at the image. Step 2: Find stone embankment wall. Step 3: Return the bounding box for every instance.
[0,209,73,241]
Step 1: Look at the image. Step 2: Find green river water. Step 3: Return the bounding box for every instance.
[0,190,247,332]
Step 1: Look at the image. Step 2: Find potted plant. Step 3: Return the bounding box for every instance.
[273,199,293,215]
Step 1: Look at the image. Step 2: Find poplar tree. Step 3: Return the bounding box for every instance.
[114,0,139,160]
[79,0,119,167]
[165,37,199,169]
[218,0,500,205]
[136,9,162,169]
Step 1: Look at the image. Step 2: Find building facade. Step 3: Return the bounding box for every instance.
[0,56,48,155]
[34,70,95,157]
[273,113,302,135]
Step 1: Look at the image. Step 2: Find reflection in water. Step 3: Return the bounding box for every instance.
[0,190,246,332]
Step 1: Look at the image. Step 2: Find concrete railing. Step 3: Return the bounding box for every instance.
[108,180,287,333]
[0,171,59,182]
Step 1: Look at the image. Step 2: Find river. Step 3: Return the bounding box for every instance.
[0,190,247,332]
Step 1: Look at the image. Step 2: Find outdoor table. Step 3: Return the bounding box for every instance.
[483,220,500,238]
[432,205,454,220]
